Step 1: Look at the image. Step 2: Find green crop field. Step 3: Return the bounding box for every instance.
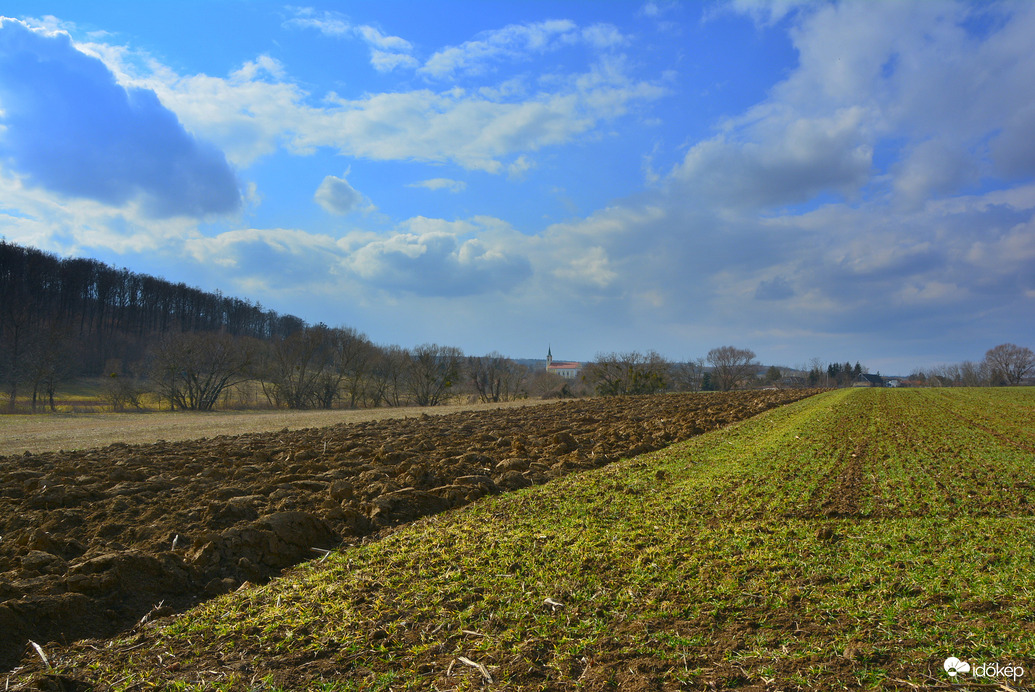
[11,388,1035,691]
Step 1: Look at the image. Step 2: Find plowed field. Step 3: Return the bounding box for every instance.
[0,389,818,672]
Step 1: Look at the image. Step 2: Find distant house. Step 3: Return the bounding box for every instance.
[885,378,904,388]
[546,347,581,380]
[853,373,885,387]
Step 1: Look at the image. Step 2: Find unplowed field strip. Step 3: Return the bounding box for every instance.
[0,399,547,457]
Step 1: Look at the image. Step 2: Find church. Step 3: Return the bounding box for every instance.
[545,347,582,380]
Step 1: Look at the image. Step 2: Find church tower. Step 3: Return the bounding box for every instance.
[546,345,553,366]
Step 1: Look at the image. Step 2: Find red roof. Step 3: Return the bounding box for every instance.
[547,361,581,369]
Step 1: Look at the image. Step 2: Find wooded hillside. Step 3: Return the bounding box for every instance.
[0,240,306,402]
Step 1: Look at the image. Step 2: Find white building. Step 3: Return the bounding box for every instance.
[546,347,581,380]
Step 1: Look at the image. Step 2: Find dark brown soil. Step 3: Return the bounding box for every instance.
[0,390,819,673]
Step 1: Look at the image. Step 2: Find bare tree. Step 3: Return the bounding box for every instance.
[21,321,76,412]
[959,360,987,387]
[806,357,827,387]
[102,371,146,411]
[671,357,707,392]
[330,327,375,408]
[529,370,570,399]
[407,343,463,406]
[368,345,409,407]
[583,352,624,396]
[984,343,1035,385]
[584,351,669,396]
[148,331,254,411]
[1,305,28,410]
[261,326,335,409]
[706,346,758,391]
[468,352,528,403]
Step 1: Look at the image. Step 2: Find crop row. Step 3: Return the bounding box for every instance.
[658,388,1035,520]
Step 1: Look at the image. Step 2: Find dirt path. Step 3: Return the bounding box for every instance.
[0,399,545,456]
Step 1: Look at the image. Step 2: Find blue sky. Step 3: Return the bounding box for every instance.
[1,1,1033,375]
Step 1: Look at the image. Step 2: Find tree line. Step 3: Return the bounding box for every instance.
[908,343,1035,387]
[0,240,554,412]
[583,346,781,395]
[140,330,539,412]
[117,336,1035,413]
[0,240,310,407]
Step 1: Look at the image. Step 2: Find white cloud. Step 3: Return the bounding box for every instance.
[408,178,467,193]
[419,19,626,79]
[723,0,816,27]
[552,246,617,289]
[73,26,663,176]
[340,217,532,296]
[581,24,627,49]
[772,1,1035,181]
[80,45,306,168]
[674,1,1035,218]
[288,73,662,172]
[672,107,873,208]
[314,172,368,215]
[284,8,350,36]
[0,161,220,257]
[285,9,417,72]
[892,139,975,209]
[507,155,535,180]
[0,18,240,218]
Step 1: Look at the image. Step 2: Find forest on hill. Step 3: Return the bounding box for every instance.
[1,241,308,404]
[0,241,538,412]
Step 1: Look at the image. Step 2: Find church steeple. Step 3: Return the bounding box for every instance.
[547,345,553,366]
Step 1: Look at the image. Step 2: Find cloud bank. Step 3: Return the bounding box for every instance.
[0,18,240,218]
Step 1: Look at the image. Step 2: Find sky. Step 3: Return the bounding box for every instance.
[1,1,1033,375]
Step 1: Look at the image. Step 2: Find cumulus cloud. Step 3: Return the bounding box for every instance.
[552,246,617,289]
[183,227,343,292]
[314,172,367,215]
[673,107,873,208]
[112,54,307,169]
[0,18,240,218]
[681,2,1035,214]
[342,217,532,297]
